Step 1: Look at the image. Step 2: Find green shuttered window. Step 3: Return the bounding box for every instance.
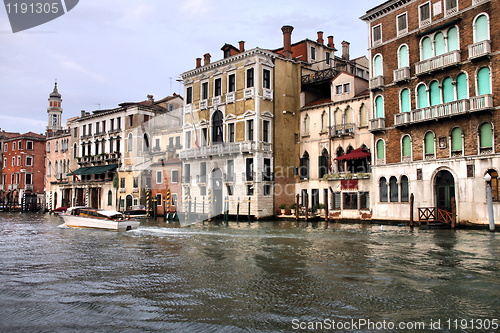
[456,73,468,100]
[434,32,445,56]
[402,135,411,157]
[377,140,385,160]
[375,96,384,118]
[425,132,435,154]
[422,37,432,60]
[478,67,491,95]
[418,84,428,108]
[451,127,462,152]
[430,81,441,106]
[399,45,409,68]
[448,27,459,51]
[475,15,489,42]
[480,123,493,148]
[443,77,454,103]
[374,55,383,76]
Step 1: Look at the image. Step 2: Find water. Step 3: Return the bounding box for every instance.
[0,213,499,332]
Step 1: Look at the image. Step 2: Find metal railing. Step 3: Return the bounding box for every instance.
[415,50,460,75]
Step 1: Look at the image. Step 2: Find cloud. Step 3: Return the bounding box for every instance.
[180,0,211,17]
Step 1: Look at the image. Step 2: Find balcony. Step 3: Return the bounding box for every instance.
[415,50,460,76]
[25,184,33,191]
[199,99,208,110]
[184,104,192,114]
[393,67,410,83]
[262,172,274,181]
[244,87,255,99]
[473,0,490,5]
[179,141,264,159]
[369,75,384,90]
[243,172,255,182]
[263,88,273,100]
[9,184,19,190]
[369,118,385,132]
[468,40,491,60]
[226,92,235,104]
[331,123,354,137]
[0,184,4,191]
[324,172,371,181]
[394,95,493,126]
[212,96,222,106]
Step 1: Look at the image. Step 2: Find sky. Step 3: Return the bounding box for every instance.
[0,0,382,134]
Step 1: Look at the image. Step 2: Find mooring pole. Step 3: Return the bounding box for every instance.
[236,197,240,224]
[166,189,171,221]
[224,196,229,225]
[202,196,205,224]
[324,191,329,225]
[451,196,456,229]
[248,197,251,223]
[485,174,495,232]
[163,197,166,221]
[193,196,197,221]
[410,193,414,229]
[208,189,212,222]
[305,194,308,222]
[296,194,300,222]
[153,197,157,219]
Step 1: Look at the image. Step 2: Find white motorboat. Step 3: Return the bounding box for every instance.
[61,207,140,231]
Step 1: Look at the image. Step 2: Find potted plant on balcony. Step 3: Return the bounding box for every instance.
[313,203,325,216]
[289,203,297,215]
[278,204,286,215]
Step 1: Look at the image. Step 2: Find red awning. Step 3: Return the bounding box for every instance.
[334,148,371,161]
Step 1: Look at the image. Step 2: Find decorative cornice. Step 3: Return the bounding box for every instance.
[360,0,413,22]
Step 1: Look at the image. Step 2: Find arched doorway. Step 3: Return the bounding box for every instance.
[212,110,224,144]
[435,170,455,212]
[125,194,133,211]
[211,168,223,217]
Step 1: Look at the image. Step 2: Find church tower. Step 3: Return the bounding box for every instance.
[47,82,62,133]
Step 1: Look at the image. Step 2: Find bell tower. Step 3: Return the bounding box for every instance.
[47,82,62,133]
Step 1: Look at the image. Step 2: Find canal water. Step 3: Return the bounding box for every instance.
[0,213,498,332]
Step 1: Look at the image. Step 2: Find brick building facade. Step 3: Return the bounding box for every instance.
[361,0,499,224]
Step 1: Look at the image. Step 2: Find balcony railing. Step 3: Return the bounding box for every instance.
[393,67,410,82]
[263,88,273,100]
[244,87,255,99]
[369,118,385,132]
[243,172,255,182]
[369,75,384,90]
[25,184,33,191]
[331,123,354,137]
[468,40,491,60]
[199,99,208,110]
[473,0,490,5]
[226,92,235,104]
[212,96,222,106]
[9,184,19,190]
[394,95,493,126]
[415,50,460,76]
[184,104,192,114]
[179,141,266,159]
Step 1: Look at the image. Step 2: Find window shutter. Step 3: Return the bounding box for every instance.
[430,81,441,106]
[402,135,411,156]
[374,55,383,76]
[443,77,454,103]
[425,132,435,154]
[380,178,388,202]
[401,89,410,113]
[400,176,409,202]
[480,123,493,148]
[447,27,459,51]
[456,73,468,100]
[418,84,428,108]
[434,32,446,56]
[478,67,491,95]
[451,127,462,151]
[375,96,384,118]
[422,37,433,60]
[475,15,488,42]
[399,45,409,68]
[377,140,385,159]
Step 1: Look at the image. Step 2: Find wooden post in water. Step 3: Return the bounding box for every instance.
[236,197,240,224]
[410,193,414,229]
[324,191,329,225]
[248,197,251,223]
[451,196,456,229]
[305,194,308,223]
[295,194,300,222]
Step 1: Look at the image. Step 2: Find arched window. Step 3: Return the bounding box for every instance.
[107,190,113,206]
[318,149,329,179]
[212,110,224,143]
[73,143,77,159]
[127,133,133,152]
[424,131,435,156]
[334,108,342,133]
[474,14,489,43]
[451,127,463,154]
[447,26,459,51]
[376,139,385,161]
[303,114,310,136]
[456,72,468,100]
[336,147,345,172]
[54,161,58,176]
[373,54,383,76]
[390,176,399,202]
[430,81,441,106]
[143,133,150,151]
[421,36,433,60]
[398,45,409,68]
[402,135,412,160]
[345,107,353,133]
[434,32,446,56]
[299,151,310,179]
[375,96,384,118]
[400,175,409,202]
[47,142,50,153]
[400,89,410,113]
[442,77,454,103]
[359,104,368,127]
[321,111,328,133]
[479,122,493,152]
[379,177,388,202]
[486,169,499,202]
[477,67,491,96]
[47,161,52,177]
[417,84,428,108]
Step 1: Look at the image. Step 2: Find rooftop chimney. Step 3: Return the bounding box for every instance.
[147,94,154,105]
[204,53,211,66]
[317,31,324,45]
[327,36,335,49]
[281,25,294,59]
[342,41,350,60]
[239,41,245,52]
[196,58,202,68]
[81,110,86,117]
